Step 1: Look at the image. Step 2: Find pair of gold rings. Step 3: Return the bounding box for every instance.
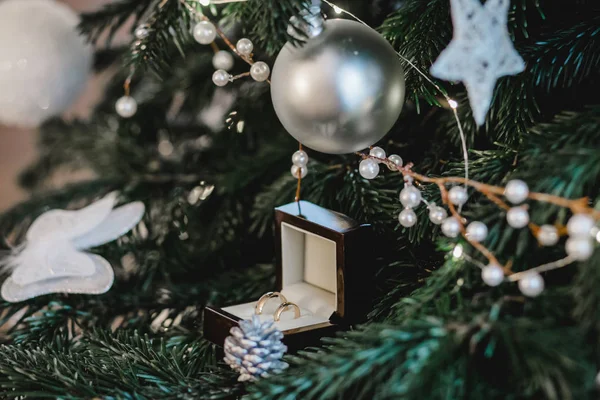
[254,292,301,322]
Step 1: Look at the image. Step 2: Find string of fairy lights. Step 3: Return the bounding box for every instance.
[113,0,599,298]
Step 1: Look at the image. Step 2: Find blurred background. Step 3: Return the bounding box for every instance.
[0,0,120,212]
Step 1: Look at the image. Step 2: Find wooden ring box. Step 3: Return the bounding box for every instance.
[204,201,373,352]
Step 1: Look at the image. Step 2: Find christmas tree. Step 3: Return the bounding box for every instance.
[0,0,599,398]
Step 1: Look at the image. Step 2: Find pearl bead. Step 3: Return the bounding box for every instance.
[212,50,234,71]
[359,159,379,180]
[448,186,468,206]
[565,237,594,261]
[466,221,488,242]
[212,69,231,87]
[567,213,595,238]
[441,217,461,238]
[369,146,386,160]
[292,150,308,166]
[193,21,217,45]
[236,38,254,56]
[387,154,403,170]
[134,24,150,40]
[115,96,137,118]
[398,208,417,228]
[291,165,308,179]
[537,225,559,246]
[518,272,545,297]
[506,207,529,229]
[428,206,447,225]
[250,61,270,82]
[504,179,529,204]
[399,186,422,208]
[481,263,504,287]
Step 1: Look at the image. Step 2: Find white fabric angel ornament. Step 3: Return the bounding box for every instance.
[1,192,145,302]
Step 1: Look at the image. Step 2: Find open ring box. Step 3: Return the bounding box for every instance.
[204,201,373,352]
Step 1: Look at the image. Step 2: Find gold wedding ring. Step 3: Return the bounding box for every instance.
[273,302,301,322]
[254,292,287,315]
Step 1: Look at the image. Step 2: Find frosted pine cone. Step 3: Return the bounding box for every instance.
[224,315,289,382]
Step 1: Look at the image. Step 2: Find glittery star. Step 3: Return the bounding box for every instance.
[430,0,525,125]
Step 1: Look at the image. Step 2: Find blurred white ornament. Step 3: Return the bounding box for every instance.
[518,272,545,297]
[134,24,151,40]
[250,62,271,82]
[369,147,386,160]
[565,237,594,261]
[387,154,403,170]
[290,165,308,179]
[481,263,504,287]
[212,70,231,87]
[212,50,235,71]
[441,217,461,238]
[430,0,525,126]
[1,193,145,302]
[292,150,308,166]
[359,159,379,180]
[566,214,595,238]
[428,205,447,225]
[0,0,92,127]
[537,225,559,246]
[399,186,422,209]
[504,179,529,204]
[466,221,488,242]
[115,96,138,118]
[193,21,217,44]
[398,209,417,228]
[506,207,529,228]
[236,38,254,56]
[448,186,468,206]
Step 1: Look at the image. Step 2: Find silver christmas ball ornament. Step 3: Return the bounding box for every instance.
[387,154,403,170]
[212,70,231,87]
[399,208,417,228]
[448,186,468,206]
[271,19,405,154]
[428,205,447,225]
[369,146,386,160]
[567,213,595,238]
[224,315,288,382]
[481,263,504,287]
[250,62,271,82]
[565,237,594,261]
[507,207,529,229]
[359,159,379,180]
[193,21,217,45]
[212,50,234,71]
[115,96,137,118]
[292,150,308,166]
[504,179,529,204]
[518,272,545,297]
[441,217,461,238]
[236,38,254,56]
[466,221,488,242]
[537,225,559,246]
[399,186,422,209]
[291,165,308,179]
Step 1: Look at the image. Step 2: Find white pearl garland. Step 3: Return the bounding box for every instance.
[369,146,386,160]
[565,237,594,261]
[236,38,254,56]
[398,208,417,228]
[518,272,545,297]
[566,213,595,238]
[359,159,379,180]
[250,62,270,82]
[193,21,217,45]
[399,186,422,209]
[448,186,468,206]
[537,225,559,246]
[466,221,488,242]
[387,154,403,170]
[428,205,447,225]
[212,50,234,71]
[212,69,231,87]
[292,150,308,166]
[441,217,461,238]
[481,263,504,286]
[291,165,308,179]
[506,207,529,229]
[504,179,529,204]
[115,96,138,118]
